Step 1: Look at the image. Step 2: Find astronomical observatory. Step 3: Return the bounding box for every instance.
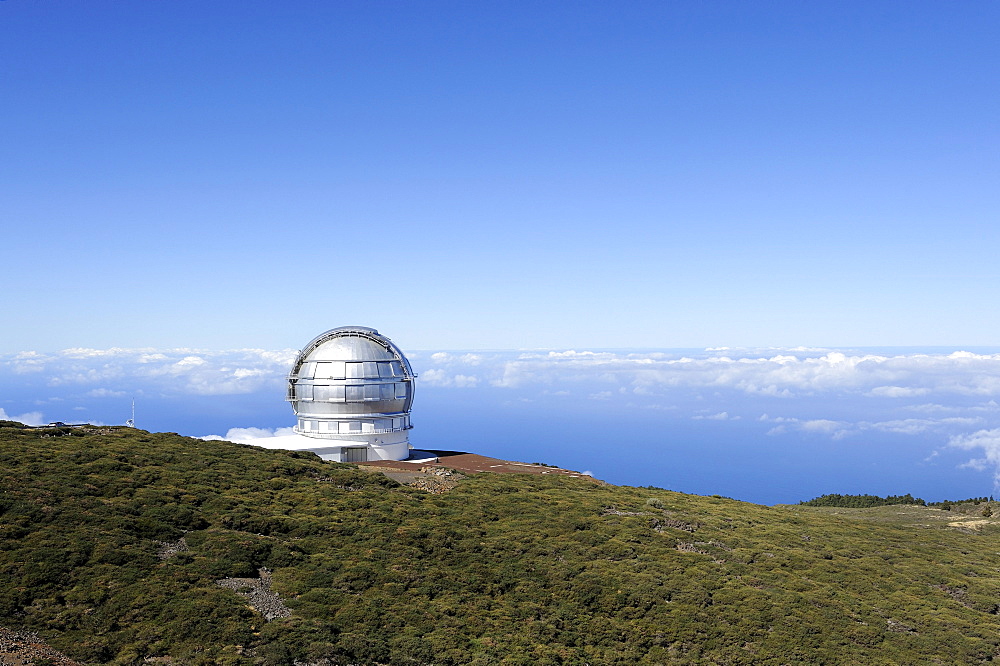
[286,326,415,462]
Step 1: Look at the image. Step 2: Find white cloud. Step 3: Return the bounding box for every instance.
[207,426,298,442]
[949,429,1000,483]
[252,350,299,365]
[86,388,126,398]
[762,413,988,441]
[9,346,1000,401]
[869,417,984,435]
[904,403,955,414]
[800,419,846,434]
[61,348,121,358]
[10,351,48,374]
[959,458,990,472]
[763,418,853,439]
[413,351,493,387]
[138,353,168,362]
[8,346,1000,466]
[200,427,297,442]
[489,349,1000,399]
[420,369,448,385]
[2,347,298,397]
[0,407,45,426]
[693,411,738,421]
[420,368,480,388]
[867,386,932,398]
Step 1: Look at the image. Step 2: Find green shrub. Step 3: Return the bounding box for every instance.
[4,426,1000,665]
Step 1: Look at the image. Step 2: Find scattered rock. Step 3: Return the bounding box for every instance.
[375,467,463,493]
[421,466,460,477]
[156,537,188,560]
[0,626,83,666]
[406,475,459,493]
[933,583,973,608]
[603,507,648,516]
[216,568,292,621]
[675,540,731,555]
[653,518,699,533]
[886,618,917,633]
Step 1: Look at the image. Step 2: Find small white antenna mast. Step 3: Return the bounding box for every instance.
[125,398,135,428]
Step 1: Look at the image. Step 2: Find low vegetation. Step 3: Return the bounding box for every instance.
[4,421,1000,664]
[799,493,927,508]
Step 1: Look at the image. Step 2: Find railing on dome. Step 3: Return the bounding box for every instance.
[293,424,414,437]
[285,385,411,403]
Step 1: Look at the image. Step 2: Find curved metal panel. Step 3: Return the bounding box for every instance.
[288,326,415,441]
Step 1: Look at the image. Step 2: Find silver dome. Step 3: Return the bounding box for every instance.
[287,327,415,443]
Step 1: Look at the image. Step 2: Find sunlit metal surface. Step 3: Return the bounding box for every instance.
[287,326,415,461]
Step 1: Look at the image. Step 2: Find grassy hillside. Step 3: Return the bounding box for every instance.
[3,422,1000,664]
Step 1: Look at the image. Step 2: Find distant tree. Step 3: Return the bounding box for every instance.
[800,493,925,508]
[930,496,995,508]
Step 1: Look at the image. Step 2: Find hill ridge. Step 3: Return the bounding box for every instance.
[3,422,1000,664]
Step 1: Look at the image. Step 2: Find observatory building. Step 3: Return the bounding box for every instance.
[286,326,415,462]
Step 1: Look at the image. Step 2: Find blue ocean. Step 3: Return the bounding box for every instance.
[3,346,998,505]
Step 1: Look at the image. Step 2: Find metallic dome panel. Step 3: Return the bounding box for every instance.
[287,327,415,447]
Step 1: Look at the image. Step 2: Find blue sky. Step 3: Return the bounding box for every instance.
[4,4,1000,501]
[3,1,999,351]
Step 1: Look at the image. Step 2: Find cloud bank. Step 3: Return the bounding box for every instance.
[201,426,298,442]
[0,407,45,426]
[481,349,1000,397]
[949,429,1000,483]
[2,347,298,396]
[409,347,1000,483]
[6,346,1000,488]
[11,346,998,401]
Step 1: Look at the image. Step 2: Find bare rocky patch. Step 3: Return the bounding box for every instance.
[373,466,464,493]
[155,536,188,560]
[0,626,83,666]
[602,507,649,516]
[947,519,992,531]
[216,568,291,621]
[653,517,700,533]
